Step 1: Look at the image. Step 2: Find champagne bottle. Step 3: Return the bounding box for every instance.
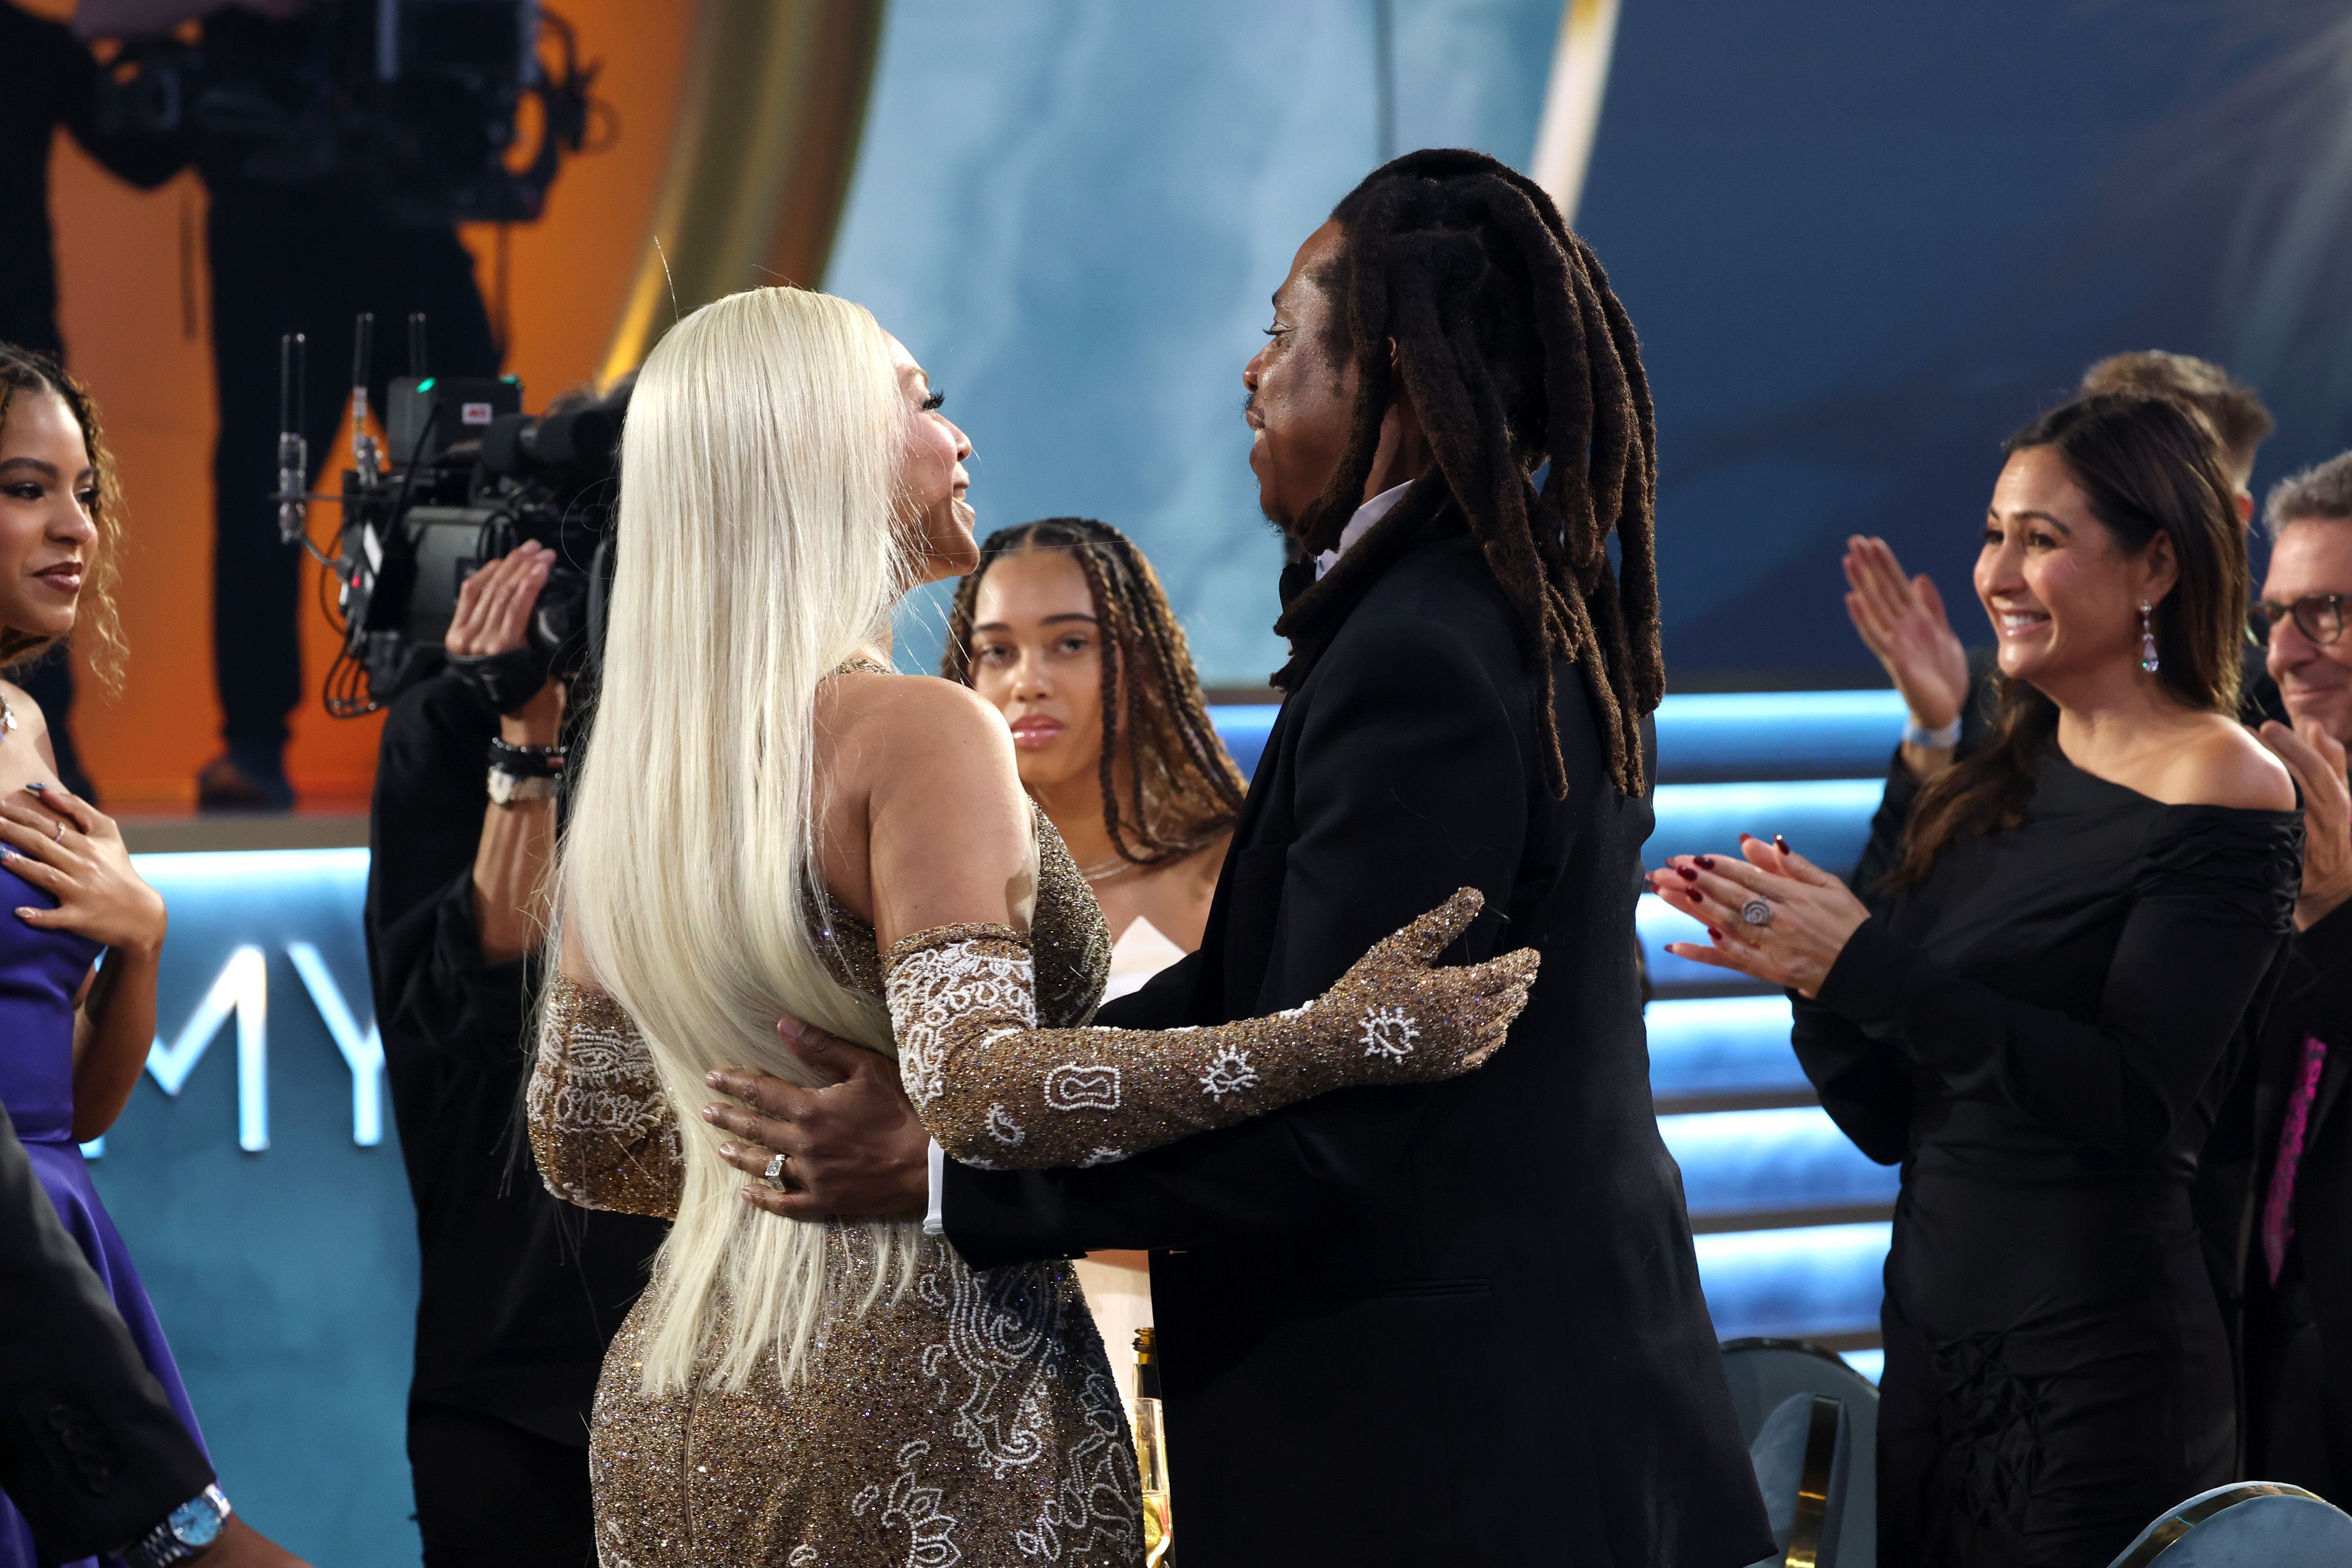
[1134,1327,1173,1566]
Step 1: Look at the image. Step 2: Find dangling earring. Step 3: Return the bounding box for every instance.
[2139,600,2160,674]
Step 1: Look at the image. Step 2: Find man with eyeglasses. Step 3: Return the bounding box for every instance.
[2239,450,2352,1505]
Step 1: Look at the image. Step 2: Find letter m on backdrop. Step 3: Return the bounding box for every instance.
[146,945,270,1152]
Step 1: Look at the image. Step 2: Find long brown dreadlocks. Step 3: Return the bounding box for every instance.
[1288,148,1663,798]
[943,518,1247,870]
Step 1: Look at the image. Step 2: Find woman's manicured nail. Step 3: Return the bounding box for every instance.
[705,1070,723,1086]
[1675,865,1698,882]
[23,782,42,793]
[1774,835,1790,854]
[1695,855,1715,870]
[1738,831,1754,842]
[699,1105,719,1122]
[1708,928,1722,940]
[719,1142,737,1158]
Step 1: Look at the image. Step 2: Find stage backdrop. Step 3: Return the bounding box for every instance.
[842,0,2352,690]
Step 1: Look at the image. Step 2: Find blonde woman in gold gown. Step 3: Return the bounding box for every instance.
[526,286,1538,1566]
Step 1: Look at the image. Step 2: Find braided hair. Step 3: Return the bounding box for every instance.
[0,343,128,690]
[1295,149,1662,797]
[944,518,1246,870]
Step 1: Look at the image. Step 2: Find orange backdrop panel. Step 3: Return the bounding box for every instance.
[38,0,697,805]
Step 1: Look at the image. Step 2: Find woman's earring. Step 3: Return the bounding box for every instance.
[2139,600,2160,674]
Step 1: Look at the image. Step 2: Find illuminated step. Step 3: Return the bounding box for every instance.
[1210,691,1906,790]
[1646,995,1808,1104]
[1653,690,1906,783]
[1695,1222,1889,1342]
[1648,777,1885,874]
[1661,1107,1898,1222]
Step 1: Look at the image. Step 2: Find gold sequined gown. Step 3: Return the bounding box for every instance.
[532,815,1142,1567]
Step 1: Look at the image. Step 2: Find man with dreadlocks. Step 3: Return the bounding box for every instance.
[731,151,1771,1563]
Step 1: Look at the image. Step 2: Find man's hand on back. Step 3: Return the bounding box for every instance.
[198,1516,312,1568]
[701,1021,930,1222]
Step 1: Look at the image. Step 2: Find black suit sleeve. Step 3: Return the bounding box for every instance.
[944,617,1527,1263]
[0,1104,212,1560]
[365,674,533,1075]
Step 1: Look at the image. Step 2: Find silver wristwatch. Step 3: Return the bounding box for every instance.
[487,767,560,806]
[124,1483,232,1567]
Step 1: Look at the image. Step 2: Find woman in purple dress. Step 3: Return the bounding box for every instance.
[0,345,193,1565]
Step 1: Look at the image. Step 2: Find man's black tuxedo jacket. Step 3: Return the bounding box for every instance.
[0,1102,213,1559]
[945,506,1772,1566]
[2240,900,2352,1498]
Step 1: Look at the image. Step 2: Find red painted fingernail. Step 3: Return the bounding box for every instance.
[1773,835,1790,854]
[1695,855,1715,870]
[1676,865,1699,882]
[1707,928,1722,940]
[1738,831,1754,843]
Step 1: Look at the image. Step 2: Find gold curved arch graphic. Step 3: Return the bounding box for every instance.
[1529,0,1621,223]
[600,0,888,385]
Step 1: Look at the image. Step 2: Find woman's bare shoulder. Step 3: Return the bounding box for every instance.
[2162,716,2296,811]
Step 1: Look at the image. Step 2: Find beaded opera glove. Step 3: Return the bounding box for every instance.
[529,976,686,1218]
[884,887,1536,1169]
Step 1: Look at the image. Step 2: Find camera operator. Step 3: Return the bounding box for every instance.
[365,543,662,1566]
[78,0,501,811]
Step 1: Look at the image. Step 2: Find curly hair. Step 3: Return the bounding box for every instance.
[943,517,1245,870]
[1285,149,1662,798]
[0,344,128,692]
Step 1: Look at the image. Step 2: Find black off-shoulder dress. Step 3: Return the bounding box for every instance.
[1794,747,2301,1567]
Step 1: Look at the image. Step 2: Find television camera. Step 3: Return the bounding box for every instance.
[93,0,599,227]
[279,313,623,717]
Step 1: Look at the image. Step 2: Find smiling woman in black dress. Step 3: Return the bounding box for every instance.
[1652,392,2302,1566]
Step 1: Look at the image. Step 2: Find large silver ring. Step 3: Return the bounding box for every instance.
[762,1151,789,1193]
[52,821,65,844]
[1740,898,1773,928]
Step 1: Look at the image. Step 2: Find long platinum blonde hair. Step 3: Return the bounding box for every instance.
[557,286,917,1394]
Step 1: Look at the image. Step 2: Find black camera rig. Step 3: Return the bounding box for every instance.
[95,0,600,227]
[279,313,623,717]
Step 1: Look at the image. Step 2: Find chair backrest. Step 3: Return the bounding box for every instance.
[1722,1338,1881,1568]
[2105,1482,2352,1566]
[1748,1392,1849,1568]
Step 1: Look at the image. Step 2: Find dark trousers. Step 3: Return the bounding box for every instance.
[205,187,495,761]
[408,1404,594,1568]
[2245,1277,2352,1502]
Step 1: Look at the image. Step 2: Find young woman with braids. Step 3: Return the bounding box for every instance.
[944,518,1244,975]
[1654,393,2300,1566]
[754,151,1774,1564]
[941,517,1247,1420]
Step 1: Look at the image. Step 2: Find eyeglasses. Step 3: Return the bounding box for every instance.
[2251,593,2350,647]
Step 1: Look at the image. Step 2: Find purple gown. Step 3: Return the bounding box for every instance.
[0,860,205,1567]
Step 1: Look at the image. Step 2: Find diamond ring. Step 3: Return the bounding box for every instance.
[762,1151,789,1192]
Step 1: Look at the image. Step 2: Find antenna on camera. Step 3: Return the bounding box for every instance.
[350,312,382,484]
[407,312,428,379]
[275,332,308,544]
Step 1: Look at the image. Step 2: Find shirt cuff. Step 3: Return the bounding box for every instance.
[923,1139,945,1236]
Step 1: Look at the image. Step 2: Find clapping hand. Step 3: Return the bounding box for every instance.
[1845,536,1969,737]
[1647,834,1871,1000]
[2260,717,2352,931]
